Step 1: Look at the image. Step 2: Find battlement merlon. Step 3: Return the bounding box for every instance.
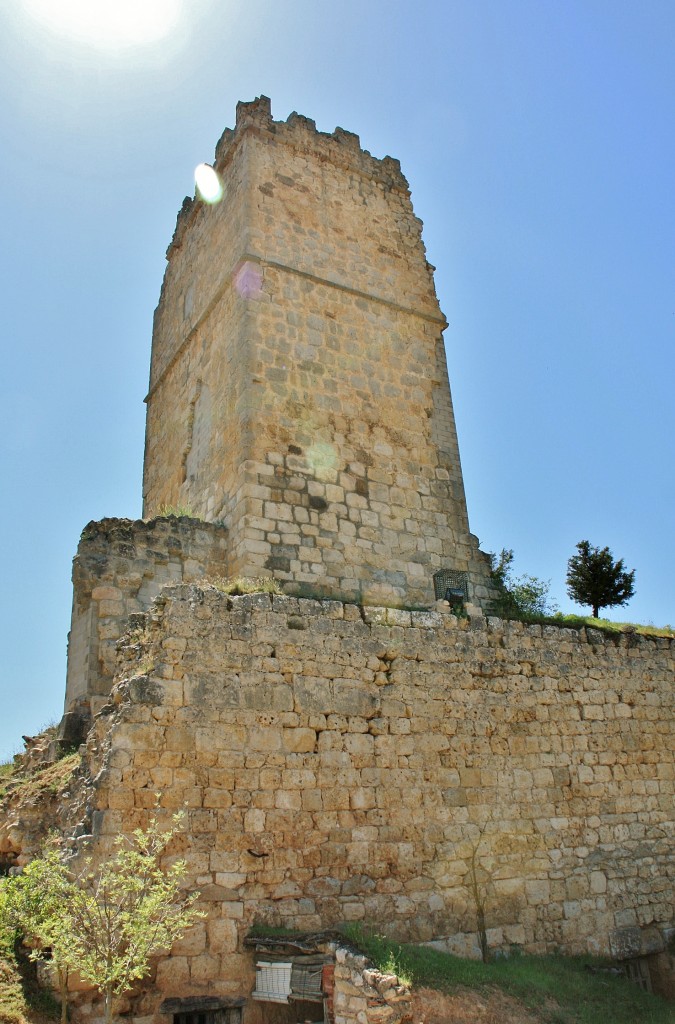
[228,94,409,189]
[167,95,415,260]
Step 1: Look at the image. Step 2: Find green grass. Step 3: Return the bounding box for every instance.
[501,611,674,639]
[550,613,673,639]
[154,503,201,519]
[0,762,16,800]
[0,753,81,804]
[206,575,283,596]
[344,928,675,1024]
[0,945,27,1024]
[0,939,59,1024]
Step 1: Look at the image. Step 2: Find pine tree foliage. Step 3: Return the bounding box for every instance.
[566,540,635,618]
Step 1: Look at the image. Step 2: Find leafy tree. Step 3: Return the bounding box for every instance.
[0,840,73,1024]
[0,814,203,1024]
[489,549,557,619]
[566,540,635,618]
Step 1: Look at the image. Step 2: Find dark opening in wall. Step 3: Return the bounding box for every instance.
[0,857,18,877]
[173,1012,241,1024]
[160,996,244,1024]
[623,957,653,994]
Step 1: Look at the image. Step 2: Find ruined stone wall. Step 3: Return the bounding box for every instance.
[142,97,494,609]
[64,518,229,717]
[75,585,673,1016]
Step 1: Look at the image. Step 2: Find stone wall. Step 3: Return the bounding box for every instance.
[64,518,229,718]
[69,584,674,1018]
[333,947,412,1024]
[142,96,494,609]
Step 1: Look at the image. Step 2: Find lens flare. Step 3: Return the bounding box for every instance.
[233,261,264,299]
[195,163,223,204]
[23,0,183,49]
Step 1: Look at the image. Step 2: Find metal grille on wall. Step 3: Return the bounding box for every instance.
[432,569,469,602]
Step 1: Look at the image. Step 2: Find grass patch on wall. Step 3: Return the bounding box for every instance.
[154,503,200,519]
[512,612,674,639]
[1,753,81,804]
[207,576,283,596]
[550,614,674,639]
[344,928,673,1024]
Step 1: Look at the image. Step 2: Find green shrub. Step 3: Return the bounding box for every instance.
[489,549,557,619]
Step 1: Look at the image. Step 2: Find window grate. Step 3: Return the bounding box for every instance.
[433,569,469,602]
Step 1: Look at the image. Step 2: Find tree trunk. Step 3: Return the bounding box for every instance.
[476,903,489,963]
[104,987,115,1024]
[58,968,68,1024]
[593,604,599,618]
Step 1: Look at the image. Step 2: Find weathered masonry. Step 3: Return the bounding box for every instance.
[74,588,675,1017]
[142,95,493,610]
[64,517,229,719]
[2,97,673,1024]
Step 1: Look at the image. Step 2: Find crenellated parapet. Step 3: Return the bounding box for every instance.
[168,96,411,259]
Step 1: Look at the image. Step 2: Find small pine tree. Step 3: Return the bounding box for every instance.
[566,540,635,618]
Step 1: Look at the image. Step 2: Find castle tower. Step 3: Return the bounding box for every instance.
[143,96,492,608]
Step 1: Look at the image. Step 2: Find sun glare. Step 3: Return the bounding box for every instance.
[307,442,339,481]
[195,164,224,204]
[23,0,183,49]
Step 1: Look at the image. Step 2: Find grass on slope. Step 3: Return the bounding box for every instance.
[0,753,80,803]
[519,612,674,639]
[0,940,59,1024]
[347,929,674,1024]
[0,762,15,800]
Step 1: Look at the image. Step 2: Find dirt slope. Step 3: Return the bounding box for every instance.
[412,985,548,1024]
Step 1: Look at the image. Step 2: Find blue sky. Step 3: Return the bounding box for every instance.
[1,0,673,761]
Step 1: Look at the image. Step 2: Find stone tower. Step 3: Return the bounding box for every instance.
[143,96,492,608]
